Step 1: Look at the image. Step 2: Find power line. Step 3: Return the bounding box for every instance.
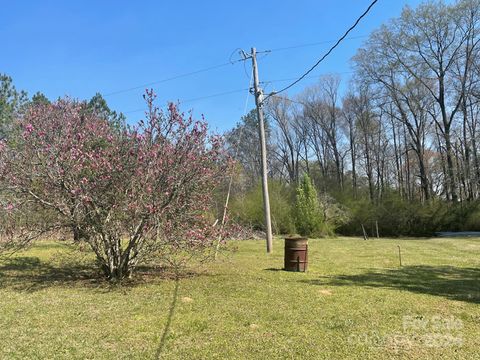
[269,95,306,106]
[104,60,243,97]
[268,35,368,52]
[102,34,364,100]
[181,88,249,104]
[120,71,356,116]
[105,1,376,114]
[262,70,355,85]
[103,36,359,99]
[264,0,379,100]
[123,87,249,115]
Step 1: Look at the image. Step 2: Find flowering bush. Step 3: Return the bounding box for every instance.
[0,91,227,280]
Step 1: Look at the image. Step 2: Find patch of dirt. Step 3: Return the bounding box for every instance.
[319,289,333,295]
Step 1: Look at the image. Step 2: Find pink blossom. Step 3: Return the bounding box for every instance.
[0,93,229,280]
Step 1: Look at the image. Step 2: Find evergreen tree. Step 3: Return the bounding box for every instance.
[86,93,126,132]
[294,174,323,236]
[0,74,28,140]
[31,92,51,106]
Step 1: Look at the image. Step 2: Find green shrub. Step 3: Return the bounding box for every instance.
[294,175,324,237]
[335,194,479,237]
[463,208,480,231]
[229,180,295,235]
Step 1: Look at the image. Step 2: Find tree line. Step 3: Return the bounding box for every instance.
[226,0,480,236]
[3,0,480,239]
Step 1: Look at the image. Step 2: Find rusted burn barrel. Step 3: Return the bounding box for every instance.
[284,237,308,272]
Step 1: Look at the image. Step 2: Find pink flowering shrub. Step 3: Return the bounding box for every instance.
[0,91,227,280]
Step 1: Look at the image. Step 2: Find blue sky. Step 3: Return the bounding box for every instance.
[2,0,432,132]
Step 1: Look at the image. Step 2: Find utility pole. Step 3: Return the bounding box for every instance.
[247,47,273,253]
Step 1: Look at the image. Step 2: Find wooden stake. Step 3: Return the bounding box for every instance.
[376,220,380,239]
[361,224,368,240]
[397,245,402,267]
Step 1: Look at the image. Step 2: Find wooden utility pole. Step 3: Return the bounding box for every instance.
[250,47,273,253]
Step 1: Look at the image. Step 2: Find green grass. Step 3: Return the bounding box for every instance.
[0,237,479,359]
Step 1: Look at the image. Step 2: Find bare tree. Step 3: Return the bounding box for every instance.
[301,75,346,190]
[266,96,304,183]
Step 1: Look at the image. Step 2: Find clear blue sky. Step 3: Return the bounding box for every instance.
[2,0,433,132]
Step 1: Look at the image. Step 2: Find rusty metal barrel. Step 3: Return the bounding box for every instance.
[284,237,308,272]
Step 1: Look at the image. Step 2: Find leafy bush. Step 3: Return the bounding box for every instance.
[229,180,295,235]
[294,174,324,237]
[463,208,480,231]
[335,193,480,237]
[319,193,350,234]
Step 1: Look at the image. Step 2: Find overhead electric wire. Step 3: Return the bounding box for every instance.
[104,33,364,100]
[262,70,355,85]
[103,33,368,103]
[123,87,249,115]
[268,35,368,52]
[122,70,356,116]
[105,2,377,116]
[264,0,379,100]
[179,88,250,104]
[104,60,244,97]
[269,95,306,106]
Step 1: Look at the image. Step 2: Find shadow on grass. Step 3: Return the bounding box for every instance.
[0,256,197,292]
[264,268,284,272]
[155,276,179,360]
[0,256,104,292]
[301,265,480,304]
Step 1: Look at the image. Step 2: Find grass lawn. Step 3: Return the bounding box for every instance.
[0,237,479,359]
